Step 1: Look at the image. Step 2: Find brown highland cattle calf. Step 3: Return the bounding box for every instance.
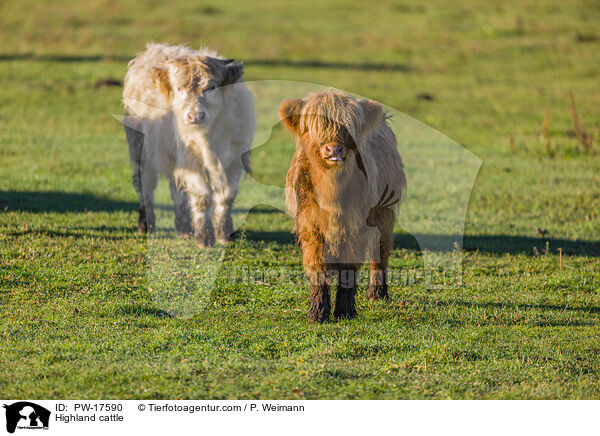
[280,91,406,322]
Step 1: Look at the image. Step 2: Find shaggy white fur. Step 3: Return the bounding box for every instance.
[123,43,255,246]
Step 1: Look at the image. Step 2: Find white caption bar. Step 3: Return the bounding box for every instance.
[1,400,598,436]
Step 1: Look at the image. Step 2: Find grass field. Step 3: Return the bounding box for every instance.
[1,0,599,399]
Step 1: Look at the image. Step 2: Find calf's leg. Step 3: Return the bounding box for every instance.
[189,193,215,248]
[169,178,192,238]
[301,235,330,323]
[213,195,234,245]
[367,215,394,300]
[140,160,158,234]
[175,169,215,247]
[334,265,359,320]
[125,125,149,234]
[212,161,242,245]
[309,272,331,323]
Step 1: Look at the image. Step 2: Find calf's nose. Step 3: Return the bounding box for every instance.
[186,111,206,124]
[325,143,343,155]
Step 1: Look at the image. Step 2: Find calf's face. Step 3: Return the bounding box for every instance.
[317,125,356,167]
[278,95,371,177]
[152,56,244,128]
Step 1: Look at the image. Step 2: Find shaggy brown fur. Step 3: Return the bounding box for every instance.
[280,91,406,322]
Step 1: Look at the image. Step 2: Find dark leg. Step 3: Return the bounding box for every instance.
[367,217,394,300]
[169,178,192,238]
[367,261,389,300]
[137,203,147,234]
[140,161,158,234]
[125,124,148,234]
[334,266,358,320]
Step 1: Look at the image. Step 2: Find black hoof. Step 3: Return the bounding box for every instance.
[334,288,357,320]
[333,308,357,321]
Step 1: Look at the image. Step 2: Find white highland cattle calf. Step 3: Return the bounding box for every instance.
[123,43,255,246]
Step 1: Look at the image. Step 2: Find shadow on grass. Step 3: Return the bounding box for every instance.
[461,234,599,258]
[0,53,411,72]
[3,191,597,257]
[233,206,286,215]
[0,190,168,213]
[236,229,599,257]
[7,227,135,241]
[234,229,296,245]
[244,58,410,72]
[392,234,599,258]
[0,53,133,63]
[1,190,136,213]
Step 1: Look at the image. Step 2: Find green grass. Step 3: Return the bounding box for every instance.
[1,0,600,399]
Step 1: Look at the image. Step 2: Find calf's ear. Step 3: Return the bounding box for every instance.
[359,98,385,132]
[222,61,244,86]
[151,67,172,102]
[278,99,305,135]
